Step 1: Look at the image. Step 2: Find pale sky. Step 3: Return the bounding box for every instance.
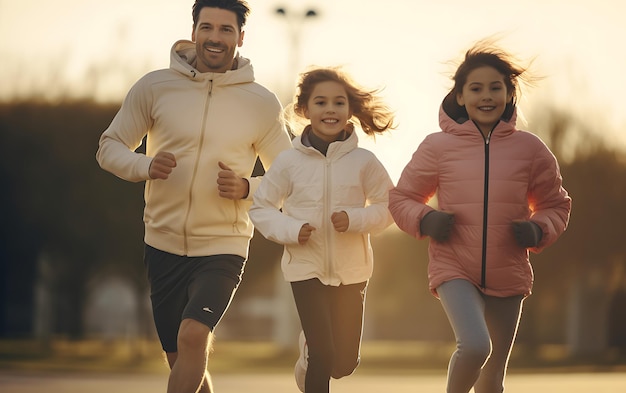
[1,0,625,180]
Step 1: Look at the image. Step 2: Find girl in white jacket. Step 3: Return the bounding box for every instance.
[250,67,395,393]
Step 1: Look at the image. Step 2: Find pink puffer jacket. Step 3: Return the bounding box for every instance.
[389,105,571,298]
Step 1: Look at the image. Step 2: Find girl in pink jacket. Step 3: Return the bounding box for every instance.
[389,42,571,393]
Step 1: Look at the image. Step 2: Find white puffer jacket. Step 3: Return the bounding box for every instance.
[250,127,394,286]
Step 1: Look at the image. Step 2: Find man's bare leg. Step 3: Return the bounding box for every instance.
[166,353,214,393]
[166,318,214,393]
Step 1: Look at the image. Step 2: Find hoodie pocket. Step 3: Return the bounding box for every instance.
[231,199,252,233]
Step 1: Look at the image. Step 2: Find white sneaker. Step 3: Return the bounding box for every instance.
[294,330,308,392]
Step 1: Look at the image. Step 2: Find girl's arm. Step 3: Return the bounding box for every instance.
[249,157,309,245]
[388,136,439,239]
[342,156,394,234]
[526,144,572,252]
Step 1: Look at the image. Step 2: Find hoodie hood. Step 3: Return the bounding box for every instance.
[169,40,254,85]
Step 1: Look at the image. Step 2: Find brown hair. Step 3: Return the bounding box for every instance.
[291,67,395,136]
[443,40,532,122]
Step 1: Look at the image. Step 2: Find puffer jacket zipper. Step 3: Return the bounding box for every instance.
[323,158,333,283]
[479,122,496,289]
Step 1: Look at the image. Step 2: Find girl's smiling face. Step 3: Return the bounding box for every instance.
[304,81,352,142]
[456,65,513,135]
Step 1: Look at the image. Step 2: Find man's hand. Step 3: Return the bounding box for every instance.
[298,224,316,245]
[217,161,249,200]
[331,211,349,232]
[149,151,176,180]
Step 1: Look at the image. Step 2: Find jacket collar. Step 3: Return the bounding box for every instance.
[295,123,358,159]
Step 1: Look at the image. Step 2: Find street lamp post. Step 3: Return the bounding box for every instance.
[274,6,319,104]
[272,6,319,350]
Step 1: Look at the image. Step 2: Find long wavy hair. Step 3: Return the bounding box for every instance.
[442,40,533,123]
[287,67,396,136]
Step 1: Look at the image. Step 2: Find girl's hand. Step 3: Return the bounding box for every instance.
[420,210,455,242]
[512,220,543,248]
[331,211,349,232]
[298,224,316,245]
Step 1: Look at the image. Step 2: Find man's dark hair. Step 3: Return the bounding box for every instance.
[192,0,251,31]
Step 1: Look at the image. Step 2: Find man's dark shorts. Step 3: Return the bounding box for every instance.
[144,244,245,353]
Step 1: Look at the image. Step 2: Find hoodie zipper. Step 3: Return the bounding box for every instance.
[182,79,213,255]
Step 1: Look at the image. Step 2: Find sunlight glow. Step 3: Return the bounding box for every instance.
[1,0,625,178]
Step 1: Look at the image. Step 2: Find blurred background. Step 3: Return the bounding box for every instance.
[1,0,625,374]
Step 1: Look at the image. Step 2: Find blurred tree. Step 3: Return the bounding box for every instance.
[525,108,626,357]
[0,101,146,338]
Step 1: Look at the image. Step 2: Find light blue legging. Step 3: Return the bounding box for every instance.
[437,279,524,393]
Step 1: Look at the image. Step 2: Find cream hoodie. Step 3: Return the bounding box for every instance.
[96,40,292,258]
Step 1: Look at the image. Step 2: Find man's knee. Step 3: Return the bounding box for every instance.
[177,318,212,351]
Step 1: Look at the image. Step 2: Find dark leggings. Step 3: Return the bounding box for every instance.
[291,278,367,393]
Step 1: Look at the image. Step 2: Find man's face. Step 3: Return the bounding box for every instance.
[192,7,244,73]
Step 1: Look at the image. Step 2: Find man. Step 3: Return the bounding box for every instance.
[96,1,292,392]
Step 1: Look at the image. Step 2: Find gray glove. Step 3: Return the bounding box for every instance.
[420,210,455,242]
[512,220,543,248]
